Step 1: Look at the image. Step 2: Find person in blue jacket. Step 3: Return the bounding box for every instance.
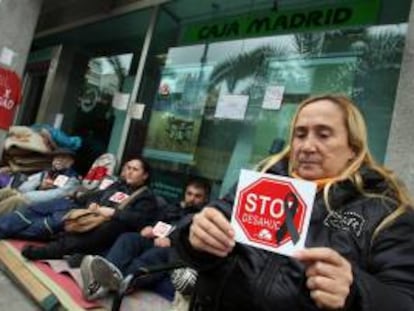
[174,95,414,311]
[0,148,79,215]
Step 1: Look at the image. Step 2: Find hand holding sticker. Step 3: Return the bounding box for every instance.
[152,221,174,238]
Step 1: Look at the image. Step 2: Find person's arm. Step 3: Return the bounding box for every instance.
[17,172,43,192]
[295,211,414,311]
[173,187,237,271]
[22,176,80,204]
[350,212,414,310]
[111,190,160,231]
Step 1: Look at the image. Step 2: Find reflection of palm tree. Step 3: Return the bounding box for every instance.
[207,28,405,96]
[208,33,326,94]
[292,33,325,56]
[352,28,405,72]
[209,45,289,93]
[107,56,128,91]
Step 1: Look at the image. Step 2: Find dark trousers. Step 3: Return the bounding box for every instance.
[0,198,72,240]
[38,220,130,258]
[105,232,153,275]
[105,232,177,300]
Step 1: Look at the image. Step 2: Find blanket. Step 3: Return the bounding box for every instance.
[0,240,172,311]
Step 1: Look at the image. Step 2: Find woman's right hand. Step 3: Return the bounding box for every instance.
[189,207,235,257]
[88,202,100,211]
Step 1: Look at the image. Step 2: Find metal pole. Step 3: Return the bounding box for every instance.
[116,5,159,162]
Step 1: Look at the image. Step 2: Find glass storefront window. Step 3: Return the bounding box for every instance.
[72,53,133,174]
[142,23,407,198]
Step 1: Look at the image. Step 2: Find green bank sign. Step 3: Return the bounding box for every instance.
[182,1,380,44]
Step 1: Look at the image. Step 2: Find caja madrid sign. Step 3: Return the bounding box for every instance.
[0,67,21,130]
[231,169,316,256]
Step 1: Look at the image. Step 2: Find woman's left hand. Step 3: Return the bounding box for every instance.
[294,247,353,310]
[97,206,115,218]
[154,237,171,248]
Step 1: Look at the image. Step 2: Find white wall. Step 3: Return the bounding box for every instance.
[386,1,414,196]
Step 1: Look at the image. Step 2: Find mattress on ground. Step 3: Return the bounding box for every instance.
[0,240,172,311]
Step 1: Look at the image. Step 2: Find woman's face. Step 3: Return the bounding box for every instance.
[121,160,148,186]
[291,100,356,180]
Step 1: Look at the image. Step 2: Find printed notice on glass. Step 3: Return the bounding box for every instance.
[215,95,249,120]
[112,92,130,110]
[129,103,145,120]
[0,47,16,67]
[262,85,285,110]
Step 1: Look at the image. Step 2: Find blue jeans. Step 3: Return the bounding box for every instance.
[0,197,72,240]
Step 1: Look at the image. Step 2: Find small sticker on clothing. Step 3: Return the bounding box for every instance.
[323,211,365,237]
[152,221,174,238]
[99,178,115,190]
[53,175,69,187]
[109,192,129,203]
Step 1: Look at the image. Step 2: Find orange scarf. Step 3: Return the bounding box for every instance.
[291,172,334,191]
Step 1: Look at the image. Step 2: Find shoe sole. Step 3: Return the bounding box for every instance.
[91,256,122,291]
[80,255,95,298]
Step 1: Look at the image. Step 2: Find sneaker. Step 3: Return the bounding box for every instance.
[83,280,108,301]
[91,256,123,291]
[170,268,198,296]
[80,255,108,301]
[21,245,49,260]
[21,244,62,260]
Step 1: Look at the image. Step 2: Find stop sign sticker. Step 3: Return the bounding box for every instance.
[231,169,317,256]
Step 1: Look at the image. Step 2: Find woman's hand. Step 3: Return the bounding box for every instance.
[88,202,100,211]
[189,207,235,257]
[294,247,353,310]
[140,226,155,238]
[40,178,55,190]
[154,237,171,248]
[97,206,115,218]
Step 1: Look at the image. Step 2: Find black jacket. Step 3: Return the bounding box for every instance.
[75,180,159,231]
[161,201,204,230]
[175,161,414,311]
[35,181,162,258]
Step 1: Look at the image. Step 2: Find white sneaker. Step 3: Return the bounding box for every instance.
[171,268,198,296]
[80,255,109,301]
[91,255,123,291]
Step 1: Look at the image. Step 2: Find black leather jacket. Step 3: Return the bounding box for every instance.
[175,161,414,311]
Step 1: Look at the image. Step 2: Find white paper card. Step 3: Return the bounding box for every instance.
[129,103,145,120]
[230,169,316,256]
[109,192,129,203]
[0,47,15,66]
[214,95,249,120]
[152,221,174,238]
[112,92,130,110]
[53,113,64,129]
[53,175,69,188]
[262,85,285,110]
[99,178,115,190]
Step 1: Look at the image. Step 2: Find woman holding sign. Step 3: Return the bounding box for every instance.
[174,95,414,311]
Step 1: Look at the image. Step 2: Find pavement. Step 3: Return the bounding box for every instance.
[0,265,39,310]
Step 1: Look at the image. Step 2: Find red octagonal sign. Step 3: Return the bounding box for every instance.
[235,177,307,248]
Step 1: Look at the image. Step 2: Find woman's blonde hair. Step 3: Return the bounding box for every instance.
[259,94,413,239]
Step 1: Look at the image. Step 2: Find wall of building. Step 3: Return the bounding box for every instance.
[386,1,414,196]
[0,0,43,154]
